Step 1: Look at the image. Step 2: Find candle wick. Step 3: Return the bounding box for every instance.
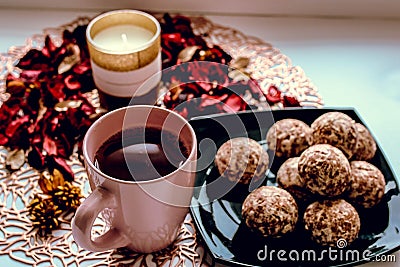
[121,33,128,44]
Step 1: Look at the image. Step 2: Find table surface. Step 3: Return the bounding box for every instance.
[0,7,399,267]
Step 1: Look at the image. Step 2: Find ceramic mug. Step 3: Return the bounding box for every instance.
[72,105,197,253]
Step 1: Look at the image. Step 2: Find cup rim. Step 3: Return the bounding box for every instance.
[86,9,161,55]
[82,105,197,184]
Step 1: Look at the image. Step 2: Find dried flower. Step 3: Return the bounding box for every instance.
[58,44,81,74]
[28,196,62,236]
[52,181,83,211]
[37,167,82,209]
[1,22,96,159]
[29,168,82,235]
[160,13,207,68]
[6,149,25,170]
[162,61,265,118]
[38,169,65,194]
[177,46,201,63]
[283,94,301,107]
[265,85,282,104]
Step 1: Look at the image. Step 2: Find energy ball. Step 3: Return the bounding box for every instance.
[352,123,377,161]
[266,119,313,158]
[298,144,351,197]
[303,199,361,247]
[242,186,298,237]
[311,112,358,159]
[215,137,269,184]
[276,157,313,202]
[347,161,386,208]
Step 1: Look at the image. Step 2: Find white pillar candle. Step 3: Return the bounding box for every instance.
[93,25,154,52]
[86,9,161,108]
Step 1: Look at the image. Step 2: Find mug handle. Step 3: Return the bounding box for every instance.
[72,187,129,252]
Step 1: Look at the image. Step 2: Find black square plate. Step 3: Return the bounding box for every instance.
[189,107,400,267]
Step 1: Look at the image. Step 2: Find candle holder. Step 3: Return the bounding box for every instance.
[86,10,161,110]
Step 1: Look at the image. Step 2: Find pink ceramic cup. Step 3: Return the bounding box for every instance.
[72,105,197,253]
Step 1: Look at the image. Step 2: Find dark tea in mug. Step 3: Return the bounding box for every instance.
[94,126,189,182]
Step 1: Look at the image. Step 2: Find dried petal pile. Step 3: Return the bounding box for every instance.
[1,25,96,235]
[159,13,300,118]
[1,14,301,235]
[2,25,97,177]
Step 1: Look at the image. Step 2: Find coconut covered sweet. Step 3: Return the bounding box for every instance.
[276,157,313,202]
[303,199,361,247]
[311,112,358,159]
[298,144,351,197]
[347,161,386,208]
[352,123,377,161]
[266,119,313,158]
[242,186,298,237]
[214,137,269,184]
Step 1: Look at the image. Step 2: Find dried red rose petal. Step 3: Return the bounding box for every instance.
[200,94,223,108]
[43,136,58,156]
[42,36,58,59]
[17,49,49,70]
[72,60,91,75]
[7,126,30,150]
[223,93,248,112]
[5,115,30,137]
[265,85,282,104]
[19,70,42,82]
[27,145,46,169]
[283,95,300,107]
[64,74,81,90]
[0,132,8,144]
[49,156,74,182]
[46,77,66,102]
[6,80,26,96]
[0,98,21,122]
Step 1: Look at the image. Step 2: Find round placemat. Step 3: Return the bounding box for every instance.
[0,14,323,266]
